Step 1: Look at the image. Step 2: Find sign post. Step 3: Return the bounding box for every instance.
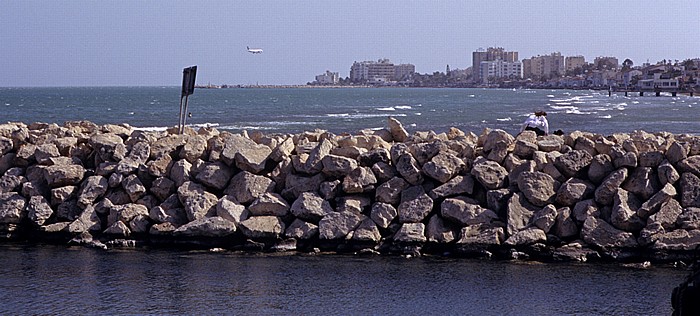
[178,66,197,134]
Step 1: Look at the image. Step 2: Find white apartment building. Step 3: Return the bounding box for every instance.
[523,52,565,79]
[479,60,523,83]
[315,70,339,85]
[565,56,586,73]
[350,59,415,83]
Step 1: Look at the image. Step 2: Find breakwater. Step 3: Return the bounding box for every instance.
[1,118,700,263]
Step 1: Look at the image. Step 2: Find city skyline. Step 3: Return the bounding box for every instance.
[1,0,699,87]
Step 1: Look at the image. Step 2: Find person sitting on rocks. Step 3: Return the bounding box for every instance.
[520,110,549,136]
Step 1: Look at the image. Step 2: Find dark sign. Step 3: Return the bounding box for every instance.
[181,66,197,97]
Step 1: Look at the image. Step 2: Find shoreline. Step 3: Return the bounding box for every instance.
[2,118,700,265]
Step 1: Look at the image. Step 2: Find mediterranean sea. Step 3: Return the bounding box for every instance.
[0,243,687,315]
[1,87,699,136]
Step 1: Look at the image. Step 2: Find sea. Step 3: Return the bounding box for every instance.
[1,86,699,136]
[1,87,698,315]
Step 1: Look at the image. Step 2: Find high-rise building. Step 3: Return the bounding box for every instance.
[472,47,518,82]
[565,56,586,73]
[314,70,339,85]
[350,59,414,83]
[522,52,565,79]
[479,60,522,83]
[593,56,619,70]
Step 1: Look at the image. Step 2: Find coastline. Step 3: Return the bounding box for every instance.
[1,118,700,265]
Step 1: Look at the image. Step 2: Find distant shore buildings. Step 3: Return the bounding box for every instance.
[305,48,698,91]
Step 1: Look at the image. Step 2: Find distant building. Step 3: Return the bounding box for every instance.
[350,59,414,83]
[522,52,565,79]
[565,56,586,73]
[394,63,416,81]
[472,47,518,82]
[594,56,619,70]
[479,60,522,83]
[314,70,339,85]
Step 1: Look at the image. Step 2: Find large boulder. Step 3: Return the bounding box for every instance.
[238,216,285,239]
[440,196,499,227]
[376,177,409,205]
[27,196,53,226]
[370,202,397,229]
[517,171,557,207]
[397,186,433,223]
[505,227,547,246]
[555,178,595,206]
[422,152,465,183]
[248,193,289,217]
[393,223,427,243]
[471,160,508,190]
[429,175,475,200]
[173,216,237,237]
[290,192,332,223]
[554,150,592,178]
[0,192,26,224]
[285,219,319,240]
[387,117,408,142]
[425,214,455,243]
[680,172,700,208]
[342,166,377,194]
[224,171,275,205]
[581,217,638,248]
[220,135,271,173]
[395,153,423,185]
[44,164,86,188]
[594,168,628,206]
[506,193,538,236]
[195,162,233,190]
[456,224,504,246]
[319,211,364,240]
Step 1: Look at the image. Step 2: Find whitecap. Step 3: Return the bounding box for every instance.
[395,105,412,110]
[496,117,512,122]
[550,105,577,110]
[3,103,9,106]
[598,115,612,119]
[377,107,395,111]
[469,95,475,98]
[409,123,416,127]
[546,95,555,98]
[128,112,135,115]
[415,113,422,116]
[326,113,350,117]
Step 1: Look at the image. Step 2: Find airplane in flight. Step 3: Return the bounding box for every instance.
[247,46,263,54]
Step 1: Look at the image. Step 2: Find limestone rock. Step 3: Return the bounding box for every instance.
[0,192,26,224]
[555,178,595,206]
[429,175,475,200]
[531,204,557,233]
[505,227,547,246]
[506,193,538,236]
[370,202,397,229]
[174,216,237,237]
[680,172,700,208]
[352,218,382,243]
[397,186,433,223]
[342,166,377,194]
[44,164,86,188]
[27,196,53,226]
[238,216,285,239]
[658,160,680,185]
[195,162,233,190]
[456,224,504,246]
[215,195,249,224]
[148,206,188,226]
[284,219,319,240]
[224,171,275,205]
[425,214,455,243]
[554,150,592,178]
[588,154,614,184]
[388,117,408,142]
[77,175,108,209]
[594,168,628,206]
[121,174,146,203]
[440,196,498,227]
[581,217,638,248]
[221,134,271,173]
[393,223,427,243]
[67,205,101,233]
[422,152,465,183]
[395,153,424,185]
[622,167,660,201]
[319,211,364,240]
[552,207,579,239]
[637,183,676,219]
[471,160,508,190]
[249,192,289,217]
[517,171,557,207]
[290,192,332,223]
[376,177,409,205]
[321,154,358,177]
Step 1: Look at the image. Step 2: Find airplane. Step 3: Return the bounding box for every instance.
[247,46,263,54]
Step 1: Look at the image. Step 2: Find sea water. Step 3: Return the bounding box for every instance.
[0,244,687,315]
[1,87,699,136]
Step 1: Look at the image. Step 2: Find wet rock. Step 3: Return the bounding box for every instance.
[174,216,237,238]
[456,224,504,246]
[249,192,289,217]
[394,223,426,243]
[581,217,638,249]
[238,216,285,239]
[0,192,26,224]
[284,219,318,240]
[440,196,498,227]
[425,214,455,243]
[505,227,546,246]
[370,202,397,229]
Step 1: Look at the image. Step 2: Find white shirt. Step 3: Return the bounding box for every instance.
[520,114,549,134]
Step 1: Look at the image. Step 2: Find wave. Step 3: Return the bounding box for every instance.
[395,105,412,110]
[326,113,350,117]
[376,107,395,111]
[496,117,512,122]
[598,115,612,119]
[550,105,577,110]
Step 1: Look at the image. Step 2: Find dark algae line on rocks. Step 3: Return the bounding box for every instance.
[2,117,700,263]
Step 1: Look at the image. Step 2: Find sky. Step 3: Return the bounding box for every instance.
[1,0,699,87]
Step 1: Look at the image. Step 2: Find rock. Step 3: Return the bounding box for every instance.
[121,174,146,203]
[456,224,504,246]
[395,153,423,185]
[358,148,390,167]
[0,167,25,193]
[572,199,599,223]
[34,143,60,165]
[77,175,108,208]
[182,191,218,222]
[370,202,397,229]
[429,175,475,200]
[147,154,173,178]
[149,134,186,160]
[302,139,334,174]
[149,206,188,226]
[0,192,26,224]
[51,186,77,206]
[505,227,547,246]
[622,167,660,201]
[104,221,131,237]
[658,160,680,185]
[67,205,101,233]
[180,135,207,163]
[342,166,377,194]
[650,229,700,251]
[149,222,177,235]
[321,154,358,177]
[149,177,175,201]
[371,161,396,183]
[506,193,538,236]
[224,171,275,205]
[352,218,382,243]
[422,152,465,183]
[282,173,323,200]
[409,141,443,166]
[290,192,332,223]
[425,214,455,243]
[680,172,700,208]
[249,192,289,217]
[173,216,237,237]
[107,203,149,227]
[552,207,579,239]
[44,164,86,188]
[215,195,249,224]
[677,208,700,230]
[581,217,638,248]
[238,216,285,239]
[195,162,233,190]
[376,177,409,205]
[221,134,271,173]
[518,171,557,207]
[387,117,408,142]
[471,160,508,190]
[440,196,499,226]
[319,211,364,240]
[537,135,564,152]
[397,186,433,223]
[285,219,319,240]
[555,178,595,206]
[531,204,557,233]
[594,168,628,206]
[610,189,645,232]
[588,154,614,184]
[637,183,676,219]
[514,139,538,159]
[647,199,683,230]
[554,150,592,178]
[393,223,427,243]
[27,196,53,226]
[169,159,192,187]
[90,133,126,161]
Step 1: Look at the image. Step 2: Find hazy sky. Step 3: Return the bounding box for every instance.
[2,0,699,87]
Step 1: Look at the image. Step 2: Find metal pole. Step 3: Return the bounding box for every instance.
[181,95,190,134]
[178,95,185,134]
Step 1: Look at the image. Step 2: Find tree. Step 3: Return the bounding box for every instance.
[622,58,634,71]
